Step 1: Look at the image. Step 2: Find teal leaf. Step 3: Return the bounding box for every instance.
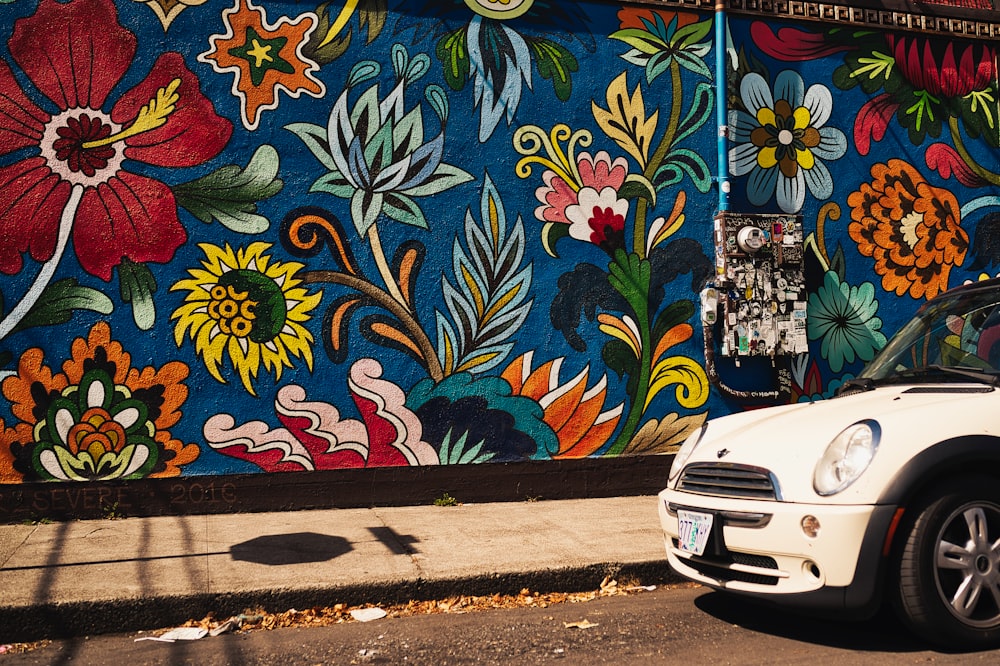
[399,162,474,197]
[652,149,712,193]
[310,171,356,199]
[174,144,283,234]
[12,279,114,334]
[118,258,157,331]
[351,189,384,237]
[674,82,714,144]
[382,192,428,229]
[284,122,338,171]
[673,50,713,80]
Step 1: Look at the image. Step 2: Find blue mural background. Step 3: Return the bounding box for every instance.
[0,0,996,485]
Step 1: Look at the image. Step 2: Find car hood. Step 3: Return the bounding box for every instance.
[676,383,1000,504]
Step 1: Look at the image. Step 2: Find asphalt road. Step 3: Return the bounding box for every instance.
[5,585,1000,665]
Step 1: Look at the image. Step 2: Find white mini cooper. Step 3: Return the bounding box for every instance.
[659,278,1000,650]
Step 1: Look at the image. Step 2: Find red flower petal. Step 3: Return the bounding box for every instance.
[72,171,185,281]
[0,158,70,274]
[10,0,136,111]
[750,22,853,61]
[926,142,986,188]
[113,52,232,167]
[854,94,897,157]
[0,59,48,157]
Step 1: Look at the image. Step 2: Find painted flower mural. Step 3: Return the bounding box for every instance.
[807,271,887,373]
[0,0,230,280]
[532,150,632,254]
[199,0,326,131]
[0,322,198,482]
[501,352,622,458]
[416,0,593,142]
[171,242,322,396]
[203,359,437,471]
[729,70,847,214]
[848,159,969,300]
[0,0,232,340]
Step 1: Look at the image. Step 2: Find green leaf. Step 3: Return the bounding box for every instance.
[673,19,713,48]
[530,39,578,102]
[652,299,695,343]
[609,28,667,54]
[12,278,113,334]
[602,337,640,396]
[541,221,570,258]
[608,250,651,319]
[118,258,157,331]
[174,144,283,234]
[437,29,469,91]
[831,244,847,281]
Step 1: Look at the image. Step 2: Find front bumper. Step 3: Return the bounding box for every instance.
[658,487,898,616]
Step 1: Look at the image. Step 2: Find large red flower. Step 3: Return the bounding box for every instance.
[0,0,232,280]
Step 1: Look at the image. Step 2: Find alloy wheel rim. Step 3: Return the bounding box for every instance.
[934,502,1000,628]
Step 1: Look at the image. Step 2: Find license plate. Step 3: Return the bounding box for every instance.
[677,509,714,556]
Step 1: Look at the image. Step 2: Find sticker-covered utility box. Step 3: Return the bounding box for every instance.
[713,213,807,357]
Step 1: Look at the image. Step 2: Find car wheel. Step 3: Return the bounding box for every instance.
[893,476,1000,650]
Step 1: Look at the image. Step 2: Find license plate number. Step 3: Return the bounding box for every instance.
[677,509,714,556]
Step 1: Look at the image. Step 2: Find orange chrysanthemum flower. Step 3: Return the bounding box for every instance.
[848,159,968,300]
[0,322,198,482]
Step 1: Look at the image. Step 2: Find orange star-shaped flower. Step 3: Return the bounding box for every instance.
[199,0,325,130]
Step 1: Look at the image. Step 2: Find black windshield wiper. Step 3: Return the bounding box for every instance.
[888,365,1000,387]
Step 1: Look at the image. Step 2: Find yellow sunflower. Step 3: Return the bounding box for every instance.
[171,242,322,396]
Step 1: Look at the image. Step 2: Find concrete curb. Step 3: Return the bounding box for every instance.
[0,560,678,642]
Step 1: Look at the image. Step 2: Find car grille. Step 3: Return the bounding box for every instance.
[671,539,781,586]
[677,463,779,500]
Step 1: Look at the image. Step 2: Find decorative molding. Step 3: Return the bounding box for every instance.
[626,0,1000,39]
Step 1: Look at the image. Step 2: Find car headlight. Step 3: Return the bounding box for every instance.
[813,420,881,496]
[668,424,707,485]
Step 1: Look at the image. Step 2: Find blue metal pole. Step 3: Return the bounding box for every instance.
[715,2,730,212]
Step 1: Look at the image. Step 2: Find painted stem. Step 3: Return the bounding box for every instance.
[0,184,83,341]
[634,62,684,259]
[302,268,444,382]
[367,224,411,311]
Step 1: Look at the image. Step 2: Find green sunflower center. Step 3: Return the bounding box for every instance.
[210,269,287,343]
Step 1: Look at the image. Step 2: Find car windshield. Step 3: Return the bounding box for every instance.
[858,285,1000,385]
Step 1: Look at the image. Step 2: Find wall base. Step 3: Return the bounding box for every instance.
[0,455,673,522]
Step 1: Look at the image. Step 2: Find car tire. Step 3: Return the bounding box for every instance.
[892,475,1000,650]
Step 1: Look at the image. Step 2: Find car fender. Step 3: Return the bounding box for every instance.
[877,434,1000,507]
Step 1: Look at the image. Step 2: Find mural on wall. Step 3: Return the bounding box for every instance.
[0,0,997,486]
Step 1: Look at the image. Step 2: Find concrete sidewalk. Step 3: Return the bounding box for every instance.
[0,496,676,642]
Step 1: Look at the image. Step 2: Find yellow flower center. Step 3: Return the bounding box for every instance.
[208,284,259,338]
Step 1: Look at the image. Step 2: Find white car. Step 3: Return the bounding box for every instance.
[659,278,1000,650]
